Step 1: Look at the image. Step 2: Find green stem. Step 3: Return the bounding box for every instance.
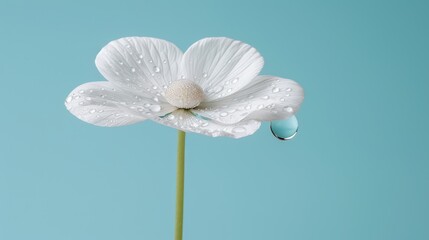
[175,130,186,240]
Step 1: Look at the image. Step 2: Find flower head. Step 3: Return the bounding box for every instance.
[65,37,304,138]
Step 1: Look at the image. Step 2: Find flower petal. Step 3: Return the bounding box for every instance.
[153,109,261,138]
[95,37,183,97]
[193,76,304,124]
[65,81,176,127]
[180,37,264,101]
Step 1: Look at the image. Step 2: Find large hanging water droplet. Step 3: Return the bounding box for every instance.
[270,115,298,140]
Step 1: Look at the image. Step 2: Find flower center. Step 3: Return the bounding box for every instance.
[165,80,205,109]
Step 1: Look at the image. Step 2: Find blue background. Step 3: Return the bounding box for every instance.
[1,0,428,239]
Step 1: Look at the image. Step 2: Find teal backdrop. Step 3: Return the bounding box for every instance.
[1,0,428,239]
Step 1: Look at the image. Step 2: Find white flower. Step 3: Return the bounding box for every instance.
[65,37,304,138]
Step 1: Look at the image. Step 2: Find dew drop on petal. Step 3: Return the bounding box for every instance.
[261,96,270,100]
[66,96,72,103]
[284,106,294,113]
[272,87,280,93]
[203,72,208,78]
[232,78,239,84]
[280,97,285,102]
[149,105,161,112]
[153,97,159,102]
[153,66,161,73]
[131,68,136,72]
[89,109,96,114]
[270,115,298,141]
[286,88,292,92]
[232,126,246,133]
[212,86,223,94]
[220,112,228,117]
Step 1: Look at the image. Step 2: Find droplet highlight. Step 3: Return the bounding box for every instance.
[270,115,298,141]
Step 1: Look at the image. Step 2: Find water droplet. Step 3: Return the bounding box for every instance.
[232,127,246,133]
[139,54,143,59]
[79,101,84,105]
[153,66,161,73]
[245,105,252,110]
[149,59,153,63]
[284,106,294,113]
[286,88,292,92]
[227,88,232,93]
[232,78,239,84]
[66,96,72,103]
[280,97,285,102]
[270,115,298,140]
[85,97,92,101]
[168,114,175,120]
[257,104,264,109]
[261,96,270,100]
[152,85,158,90]
[89,109,96,114]
[272,87,280,93]
[201,122,209,127]
[153,97,159,102]
[79,90,84,94]
[212,86,223,94]
[119,61,124,65]
[220,112,228,117]
[131,68,136,72]
[203,72,208,78]
[163,59,167,64]
[150,105,161,112]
